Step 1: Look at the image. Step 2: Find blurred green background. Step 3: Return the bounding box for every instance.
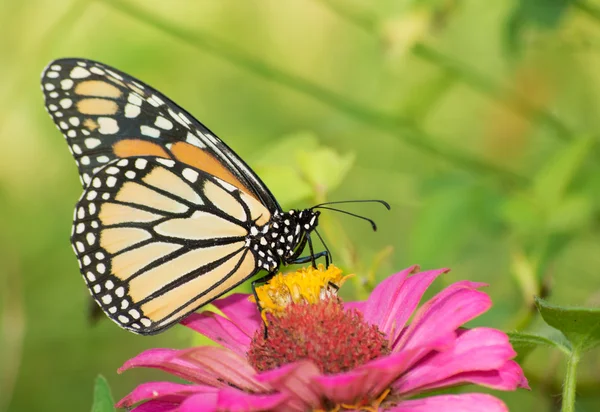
[2,0,600,411]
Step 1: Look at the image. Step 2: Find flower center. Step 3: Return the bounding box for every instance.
[247,265,390,375]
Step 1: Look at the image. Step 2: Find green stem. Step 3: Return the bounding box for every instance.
[97,0,527,188]
[561,348,580,412]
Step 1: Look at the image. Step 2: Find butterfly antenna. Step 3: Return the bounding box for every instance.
[311,199,390,210]
[314,229,333,264]
[314,206,378,231]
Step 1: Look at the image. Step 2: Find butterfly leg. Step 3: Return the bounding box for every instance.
[289,250,330,266]
[286,234,330,267]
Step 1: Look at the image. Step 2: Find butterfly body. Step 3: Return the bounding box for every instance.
[42,58,324,334]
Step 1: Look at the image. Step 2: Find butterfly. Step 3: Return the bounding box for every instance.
[41,58,388,335]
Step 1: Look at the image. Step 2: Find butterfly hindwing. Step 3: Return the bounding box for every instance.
[41,58,280,212]
[72,155,265,334]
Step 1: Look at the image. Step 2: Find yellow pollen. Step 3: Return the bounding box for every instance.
[250,264,353,320]
[313,388,391,412]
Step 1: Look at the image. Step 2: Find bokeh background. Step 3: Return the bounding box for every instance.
[2,0,600,411]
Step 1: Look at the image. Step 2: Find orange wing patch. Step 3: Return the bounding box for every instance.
[77,98,119,115]
[113,139,170,158]
[83,118,99,132]
[170,142,258,199]
[75,80,122,98]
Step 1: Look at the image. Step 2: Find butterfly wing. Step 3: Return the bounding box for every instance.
[72,156,268,334]
[41,58,281,213]
[42,58,282,334]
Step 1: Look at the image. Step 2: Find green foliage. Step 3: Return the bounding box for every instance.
[535,297,600,352]
[254,132,355,206]
[508,331,571,362]
[91,376,115,412]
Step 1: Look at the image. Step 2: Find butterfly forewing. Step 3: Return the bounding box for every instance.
[41,58,280,212]
[72,156,265,334]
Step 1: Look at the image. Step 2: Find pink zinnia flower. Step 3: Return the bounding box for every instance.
[117,265,528,411]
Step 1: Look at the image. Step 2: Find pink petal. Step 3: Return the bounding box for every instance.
[359,266,418,326]
[180,312,252,356]
[119,349,179,373]
[117,382,215,408]
[395,328,518,394]
[362,267,450,347]
[180,346,270,393]
[216,388,288,411]
[179,388,287,412]
[415,360,530,393]
[179,392,218,412]
[397,281,490,354]
[130,400,182,412]
[211,293,262,337]
[313,338,454,406]
[311,369,365,405]
[255,361,323,411]
[119,349,221,386]
[389,393,508,412]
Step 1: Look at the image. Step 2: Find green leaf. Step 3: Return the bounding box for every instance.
[547,195,593,233]
[296,147,355,197]
[91,375,115,412]
[507,331,571,362]
[532,136,594,205]
[254,131,319,163]
[535,296,600,352]
[252,131,354,205]
[254,165,313,207]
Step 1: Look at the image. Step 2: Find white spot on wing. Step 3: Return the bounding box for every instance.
[85,138,101,149]
[106,70,123,80]
[59,99,72,109]
[128,94,142,106]
[124,104,141,118]
[186,132,206,148]
[90,67,105,75]
[148,95,164,107]
[182,168,198,183]
[98,117,119,135]
[155,116,173,130]
[106,176,117,187]
[60,79,73,90]
[135,158,148,169]
[140,125,160,138]
[70,67,91,79]
[155,158,175,168]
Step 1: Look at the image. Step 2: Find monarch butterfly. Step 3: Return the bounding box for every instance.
[42,58,388,335]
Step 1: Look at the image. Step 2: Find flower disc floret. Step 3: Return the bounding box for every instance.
[248,298,390,374]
